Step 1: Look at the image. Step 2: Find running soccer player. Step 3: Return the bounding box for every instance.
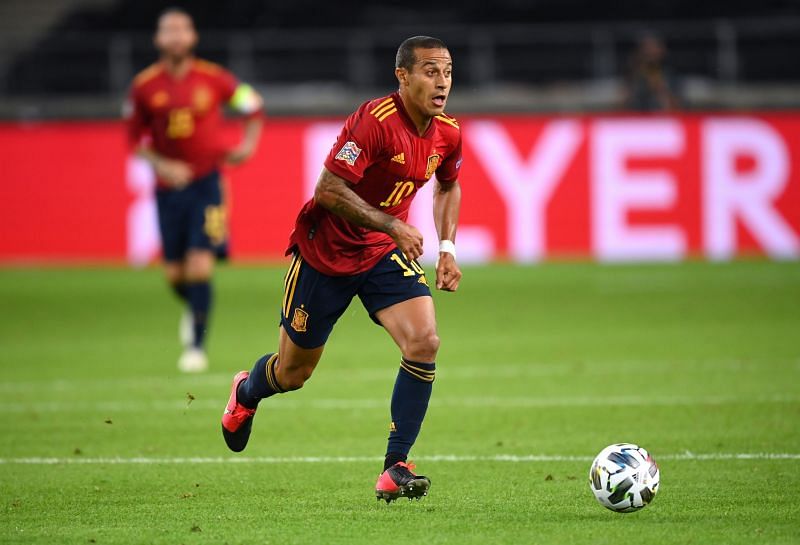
[221,36,462,503]
[126,8,264,372]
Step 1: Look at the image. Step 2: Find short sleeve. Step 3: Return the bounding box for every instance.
[324,106,385,184]
[436,132,462,183]
[214,66,239,103]
[124,86,150,148]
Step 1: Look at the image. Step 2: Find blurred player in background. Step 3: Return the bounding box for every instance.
[221,36,463,503]
[126,8,264,372]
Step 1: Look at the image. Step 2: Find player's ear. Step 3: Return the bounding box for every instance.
[395,67,409,88]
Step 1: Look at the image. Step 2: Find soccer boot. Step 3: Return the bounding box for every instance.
[221,371,256,452]
[375,461,431,503]
[178,347,208,373]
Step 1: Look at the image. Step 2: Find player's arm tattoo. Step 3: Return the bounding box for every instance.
[314,168,399,234]
[433,179,461,242]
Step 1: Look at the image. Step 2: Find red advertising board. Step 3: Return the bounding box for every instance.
[1,114,799,264]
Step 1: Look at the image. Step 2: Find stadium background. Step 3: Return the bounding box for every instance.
[1,0,799,265]
[1,3,799,544]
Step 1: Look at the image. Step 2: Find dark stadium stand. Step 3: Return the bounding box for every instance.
[1,0,799,116]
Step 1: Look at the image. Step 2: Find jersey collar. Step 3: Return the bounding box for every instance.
[160,57,195,82]
[392,92,435,140]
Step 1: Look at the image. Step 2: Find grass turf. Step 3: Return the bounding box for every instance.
[0,261,798,544]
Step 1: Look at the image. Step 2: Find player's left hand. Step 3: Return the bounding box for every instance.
[435,252,461,292]
[225,143,255,165]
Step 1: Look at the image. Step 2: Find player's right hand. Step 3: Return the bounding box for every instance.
[388,219,424,261]
[155,158,193,189]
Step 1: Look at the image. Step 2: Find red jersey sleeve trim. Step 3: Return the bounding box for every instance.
[434,120,463,184]
[323,158,363,185]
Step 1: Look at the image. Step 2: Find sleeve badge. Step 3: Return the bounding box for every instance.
[335,141,362,166]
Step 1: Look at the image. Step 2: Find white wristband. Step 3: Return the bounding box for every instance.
[438,240,457,260]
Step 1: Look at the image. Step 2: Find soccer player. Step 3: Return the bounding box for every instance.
[221,36,463,502]
[126,8,264,372]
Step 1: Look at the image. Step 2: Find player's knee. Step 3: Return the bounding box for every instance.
[164,265,183,286]
[184,267,212,283]
[185,271,211,284]
[404,330,440,362]
[184,253,214,283]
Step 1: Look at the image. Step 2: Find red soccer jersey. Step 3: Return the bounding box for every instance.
[288,92,463,276]
[126,58,260,187]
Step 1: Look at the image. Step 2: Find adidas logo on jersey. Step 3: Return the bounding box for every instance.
[391,153,405,164]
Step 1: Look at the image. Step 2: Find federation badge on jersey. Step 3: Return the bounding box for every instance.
[425,154,441,180]
[150,90,169,108]
[193,85,213,113]
[335,141,362,166]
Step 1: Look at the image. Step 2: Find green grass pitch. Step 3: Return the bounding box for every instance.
[1,261,799,544]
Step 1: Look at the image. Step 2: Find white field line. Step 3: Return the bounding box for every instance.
[0,452,798,466]
[0,393,796,414]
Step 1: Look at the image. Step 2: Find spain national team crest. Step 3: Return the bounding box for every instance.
[335,141,362,166]
[291,307,309,333]
[193,86,213,113]
[425,154,441,180]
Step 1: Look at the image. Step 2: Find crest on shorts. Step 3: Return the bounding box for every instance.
[193,85,213,112]
[425,154,441,180]
[291,307,309,332]
[335,141,362,166]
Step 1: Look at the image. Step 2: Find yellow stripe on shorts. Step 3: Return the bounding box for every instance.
[282,255,303,318]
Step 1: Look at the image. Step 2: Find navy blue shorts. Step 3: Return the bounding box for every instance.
[280,248,432,349]
[155,171,227,262]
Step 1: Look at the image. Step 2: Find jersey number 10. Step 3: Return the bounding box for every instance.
[380,181,415,208]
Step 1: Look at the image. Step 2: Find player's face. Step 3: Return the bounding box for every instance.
[400,48,452,118]
[154,12,197,60]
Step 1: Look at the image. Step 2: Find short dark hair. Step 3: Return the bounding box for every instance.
[157,6,193,26]
[395,36,449,70]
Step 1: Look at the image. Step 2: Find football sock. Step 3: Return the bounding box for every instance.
[385,358,435,469]
[237,353,284,409]
[171,282,189,302]
[186,281,211,349]
[384,452,407,470]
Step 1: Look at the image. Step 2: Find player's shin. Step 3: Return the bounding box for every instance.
[385,358,435,470]
[237,353,284,409]
[186,281,212,348]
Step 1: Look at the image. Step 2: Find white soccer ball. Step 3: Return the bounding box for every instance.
[589,443,660,513]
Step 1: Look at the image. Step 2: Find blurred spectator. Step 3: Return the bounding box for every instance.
[623,34,683,112]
